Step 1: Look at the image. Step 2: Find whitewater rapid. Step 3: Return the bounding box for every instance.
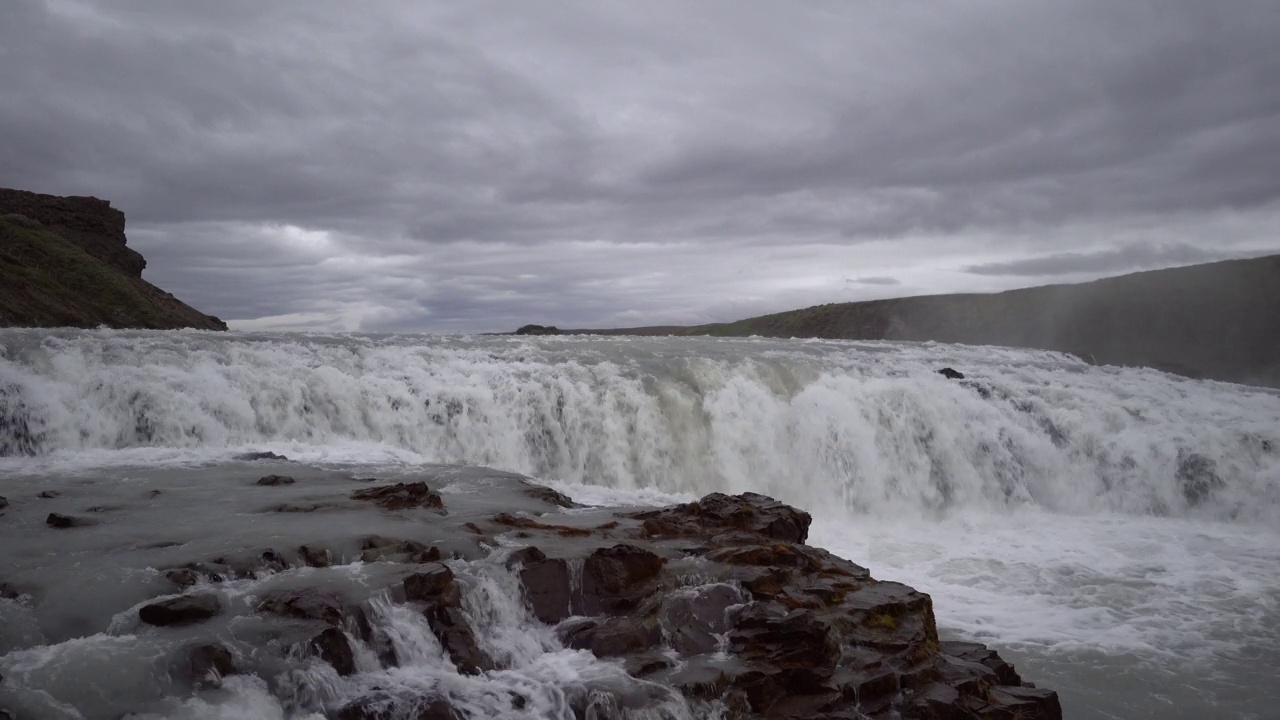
[1,329,1279,719]
[2,329,1277,523]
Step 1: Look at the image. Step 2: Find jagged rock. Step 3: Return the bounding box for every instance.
[182,643,237,688]
[361,536,441,564]
[298,544,331,568]
[351,482,445,512]
[258,589,346,626]
[139,594,222,626]
[628,491,811,544]
[45,512,95,528]
[522,482,581,508]
[580,544,666,615]
[496,491,1059,719]
[510,548,572,624]
[0,496,8,510]
[311,626,357,676]
[401,564,491,674]
[938,367,965,379]
[255,474,296,486]
[403,564,456,602]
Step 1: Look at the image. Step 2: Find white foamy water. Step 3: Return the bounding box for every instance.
[2,329,1279,719]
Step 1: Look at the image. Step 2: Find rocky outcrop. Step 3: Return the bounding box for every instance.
[0,188,226,330]
[514,324,562,335]
[0,188,143,276]
[3,479,1061,719]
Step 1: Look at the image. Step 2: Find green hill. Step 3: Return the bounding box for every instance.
[570,256,1280,387]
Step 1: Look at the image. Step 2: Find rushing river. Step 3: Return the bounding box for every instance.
[1,330,1278,719]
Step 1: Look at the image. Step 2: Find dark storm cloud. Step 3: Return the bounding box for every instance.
[1,0,1278,331]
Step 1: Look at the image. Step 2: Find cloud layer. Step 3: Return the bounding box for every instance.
[3,0,1278,331]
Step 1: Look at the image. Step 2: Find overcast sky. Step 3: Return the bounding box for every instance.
[3,1,1278,332]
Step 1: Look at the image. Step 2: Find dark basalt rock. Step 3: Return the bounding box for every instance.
[627,491,811,544]
[521,482,581,508]
[298,544,332,568]
[255,474,296,486]
[351,482,445,512]
[361,536,441,564]
[311,626,357,676]
[139,593,222,626]
[401,564,493,674]
[0,496,7,510]
[38,490,60,499]
[938,367,966,380]
[235,451,290,461]
[93,486,1057,720]
[336,694,461,720]
[45,512,95,528]
[183,643,237,688]
[258,589,347,626]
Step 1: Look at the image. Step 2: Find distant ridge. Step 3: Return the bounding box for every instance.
[551,256,1280,388]
[0,188,226,330]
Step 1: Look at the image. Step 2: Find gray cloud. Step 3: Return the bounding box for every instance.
[963,242,1223,277]
[1,0,1278,331]
[849,277,902,286]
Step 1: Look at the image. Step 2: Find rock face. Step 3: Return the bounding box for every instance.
[0,188,143,276]
[0,188,226,330]
[7,481,1060,719]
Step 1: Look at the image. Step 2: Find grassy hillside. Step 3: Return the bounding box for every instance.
[571,256,1280,387]
[0,214,225,330]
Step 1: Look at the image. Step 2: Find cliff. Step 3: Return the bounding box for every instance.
[569,256,1280,388]
[0,188,226,330]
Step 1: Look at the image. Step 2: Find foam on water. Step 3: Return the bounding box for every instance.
[2,329,1279,718]
[2,330,1277,523]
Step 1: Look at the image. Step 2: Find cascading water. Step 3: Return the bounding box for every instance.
[1,329,1278,719]
[1,330,1276,522]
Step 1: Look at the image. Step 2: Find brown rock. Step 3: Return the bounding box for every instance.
[46,512,95,528]
[580,543,665,615]
[183,643,237,688]
[257,589,346,626]
[299,544,331,568]
[628,492,811,544]
[351,482,445,512]
[311,626,357,676]
[403,564,456,602]
[139,594,222,626]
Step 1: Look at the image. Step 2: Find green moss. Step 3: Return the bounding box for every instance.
[867,612,899,630]
[0,218,170,328]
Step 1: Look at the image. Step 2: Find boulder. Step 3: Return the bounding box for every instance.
[311,626,357,676]
[45,513,96,528]
[938,368,965,380]
[255,474,296,486]
[182,643,237,688]
[257,589,346,626]
[139,594,222,626]
[628,492,811,544]
[351,482,445,512]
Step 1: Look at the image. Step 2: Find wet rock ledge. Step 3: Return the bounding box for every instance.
[2,480,1061,719]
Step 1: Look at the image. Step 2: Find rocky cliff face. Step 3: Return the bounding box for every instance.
[0,188,226,330]
[0,188,145,277]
